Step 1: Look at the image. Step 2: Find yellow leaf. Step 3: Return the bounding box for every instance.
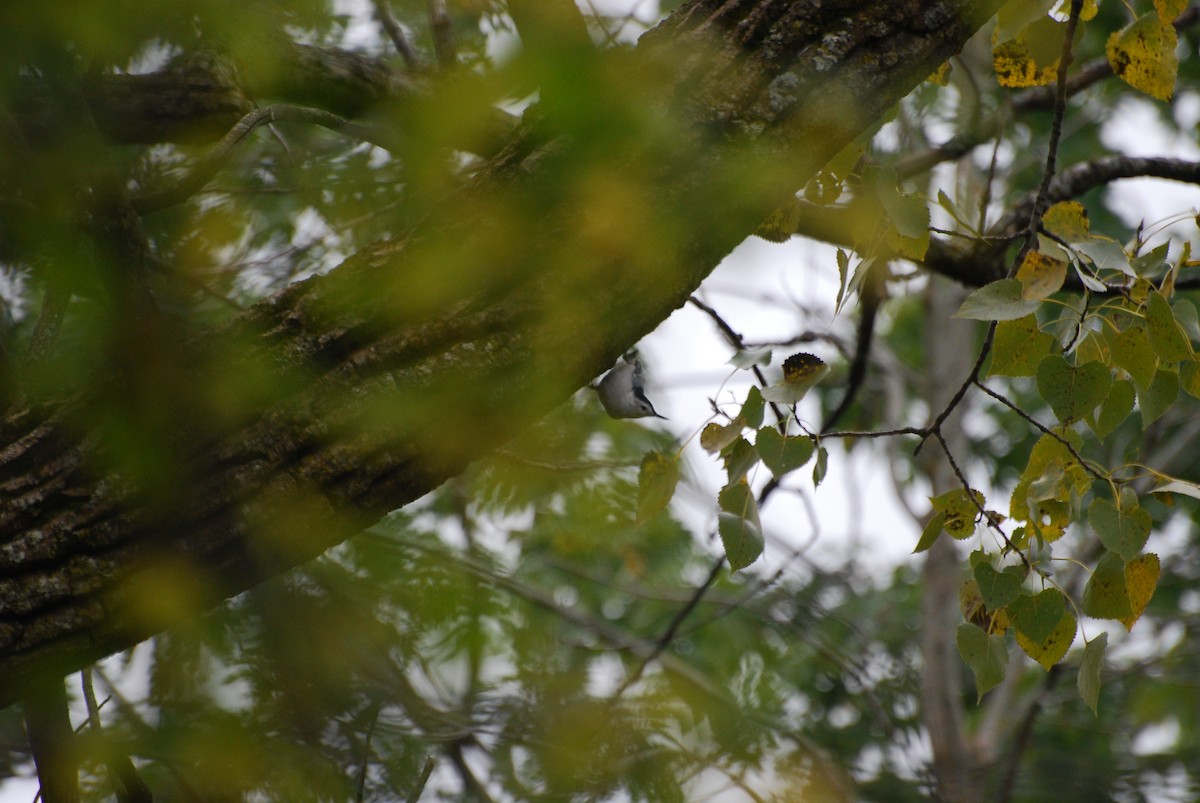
[928,61,952,86]
[1107,14,1179,101]
[1016,250,1068,301]
[1015,610,1077,670]
[993,36,1057,87]
[1154,0,1188,23]
[1120,552,1161,631]
[1042,201,1090,242]
[1053,0,1099,21]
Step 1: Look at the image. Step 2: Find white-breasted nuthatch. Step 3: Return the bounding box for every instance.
[594,355,666,420]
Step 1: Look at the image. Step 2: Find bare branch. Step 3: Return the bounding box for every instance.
[132,104,393,214]
[372,0,423,71]
[428,0,457,71]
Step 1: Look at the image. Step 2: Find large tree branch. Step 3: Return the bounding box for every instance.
[0,0,1004,703]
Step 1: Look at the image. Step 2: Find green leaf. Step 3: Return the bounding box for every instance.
[973,563,1023,609]
[913,511,946,554]
[1094,379,1135,439]
[700,420,744,454]
[1138,368,1178,427]
[1082,552,1133,619]
[956,623,1008,701]
[1036,355,1112,425]
[1008,588,1066,644]
[1179,359,1200,399]
[1078,633,1108,715]
[1015,610,1077,670]
[1146,290,1192,363]
[1104,324,1156,388]
[637,451,680,525]
[722,437,760,483]
[931,488,984,540]
[812,446,829,488]
[954,279,1041,321]
[1152,478,1200,499]
[739,386,765,429]
[1088,486,1151,560]
[718,480,764,571]
[987,315,1054,378]
[755,427,815,478]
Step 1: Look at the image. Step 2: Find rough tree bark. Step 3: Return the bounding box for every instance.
[0,0,1004,708]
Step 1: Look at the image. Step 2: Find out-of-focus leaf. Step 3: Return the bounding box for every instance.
[637,451,680,525]
[1078,633,1108,715]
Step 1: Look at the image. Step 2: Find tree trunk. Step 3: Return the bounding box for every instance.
[0,0,1003,703]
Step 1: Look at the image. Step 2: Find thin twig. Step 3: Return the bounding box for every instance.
[404,755,438,803]
[917,0,1087,455]
[610,555,725,700]
[974,380,1106,481]
[132,105,394,214]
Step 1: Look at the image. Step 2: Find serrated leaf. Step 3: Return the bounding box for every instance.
[756,427,815,478]
[914,511,946,554]
[1008,589,1066,644]
[956,623,1008,701]
[974,563,1023,609]
[761,352,829,403]
[1042,201,1090,242]
[1138,368,1178,427]
[1094,379,1135,440]
[931,488,984,540]
[988,315,1055,378]
[700,420,744,454]
[1015,610,1077,671]
[739,386,765,429]
[993,21,1060,88]
[1078,632,1108,714]
[1036,355,1112,425]
[1107,13,1179,101]
[954,279,1041,321]
[1082,552,1132,619]
[637,451,680,525]
[1120,552,1160,631]
[1016,250,1068,300]
[812,446,828,488]
[1146,290,1192,363]
[1088,487,1151,560]
[722,437,759,483]
[718,481,764,571]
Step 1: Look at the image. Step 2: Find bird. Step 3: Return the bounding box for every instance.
[594,355,666,420]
